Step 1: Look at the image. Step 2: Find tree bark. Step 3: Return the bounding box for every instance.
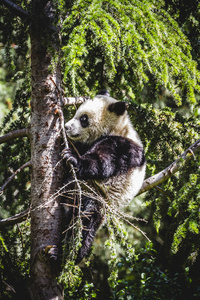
[29,1,64,299]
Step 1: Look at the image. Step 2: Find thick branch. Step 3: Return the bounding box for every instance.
[1,0,30,20]
[0,208,29,228]
[138,139,200,195]
[0,128,29,144]
[0,160,32,194]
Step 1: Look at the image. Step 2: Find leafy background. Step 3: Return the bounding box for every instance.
[0,0,200,299]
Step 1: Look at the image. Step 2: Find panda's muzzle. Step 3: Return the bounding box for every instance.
[65,120,77,136]
[65,123,72,132]
[70,134,80,138]
[65,124,80,139]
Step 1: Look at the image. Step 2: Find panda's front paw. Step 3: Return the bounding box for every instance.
[62,148,78,167]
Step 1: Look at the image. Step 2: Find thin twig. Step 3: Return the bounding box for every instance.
[0,160,32,194]
[114,212,150,241]
[0,208,30,228]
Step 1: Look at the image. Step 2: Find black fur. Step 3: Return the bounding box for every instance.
[76,197,102,263]
[80,114,89,128]
[97,89,110,97]
[108,101,127,116]
[63,135,145,180]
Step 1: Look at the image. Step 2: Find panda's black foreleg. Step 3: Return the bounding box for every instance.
[62,144,115,180]
[62,136,145,181]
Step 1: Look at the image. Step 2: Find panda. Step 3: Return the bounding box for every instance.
[62,94,146,263]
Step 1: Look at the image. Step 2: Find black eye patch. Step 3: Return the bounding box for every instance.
[80,114,89,128]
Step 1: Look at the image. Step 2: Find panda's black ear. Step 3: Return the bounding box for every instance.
[108,102,127,116]
[97,89,110,97]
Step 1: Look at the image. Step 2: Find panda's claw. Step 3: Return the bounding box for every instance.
[61,147,71,159]
[62,148,78,166]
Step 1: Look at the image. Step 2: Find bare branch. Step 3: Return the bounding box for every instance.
[0,208,29,228]
[138,139,200,195]
[63,96,89,106]
[1,0,30,20]
[0,128,29,144]
[0,160,32,194]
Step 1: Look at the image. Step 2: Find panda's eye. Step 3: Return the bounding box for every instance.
[80,114,89,128]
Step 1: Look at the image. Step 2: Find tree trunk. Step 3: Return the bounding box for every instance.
[29,1,64,299]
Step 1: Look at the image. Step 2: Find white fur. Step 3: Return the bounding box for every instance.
[65,95,145,207]
[65,96,143,146]
[100,165,146,208]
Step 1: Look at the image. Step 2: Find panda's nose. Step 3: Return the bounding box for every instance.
[65,123,71,132]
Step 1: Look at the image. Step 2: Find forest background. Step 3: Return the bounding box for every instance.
[0,0,200,299]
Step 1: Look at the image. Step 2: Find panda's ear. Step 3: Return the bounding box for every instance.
[108,102,127,116]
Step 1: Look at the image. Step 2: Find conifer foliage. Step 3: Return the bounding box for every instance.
[60,0,200,106]
[0,0,200,299]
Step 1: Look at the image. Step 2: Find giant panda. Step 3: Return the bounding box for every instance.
[62,94,146,263]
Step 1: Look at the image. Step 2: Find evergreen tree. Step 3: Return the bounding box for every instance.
[0,0,199,299]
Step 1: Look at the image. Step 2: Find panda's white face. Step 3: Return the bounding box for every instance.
[65,96,127,144]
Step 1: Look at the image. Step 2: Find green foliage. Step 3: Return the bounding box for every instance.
[165,0,200,66]
[0,222,30,300]
[0,45,15,122]
[0,0,31,215]
[129,103,200,298]
[170,171,200,254]
[0,5,31,298]
[112,242,182,300]
[59,261,97,299]
[59,0,200,108]
[0,0,200,299]
[0,67,31,217]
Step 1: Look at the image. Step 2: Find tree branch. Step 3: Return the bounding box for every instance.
[0,208,29,228]
[63,96,89,106]
[138,139,200,195]
[0,160,32,194]
[0,128,29,144]
[1,0,30,20]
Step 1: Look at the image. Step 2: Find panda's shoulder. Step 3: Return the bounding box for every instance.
[74,142,91,155]
[90,135,143,153]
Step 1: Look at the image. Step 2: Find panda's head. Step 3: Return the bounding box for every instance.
[65,96,128,144]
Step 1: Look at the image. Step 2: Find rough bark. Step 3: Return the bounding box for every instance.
[29,1,64,299]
